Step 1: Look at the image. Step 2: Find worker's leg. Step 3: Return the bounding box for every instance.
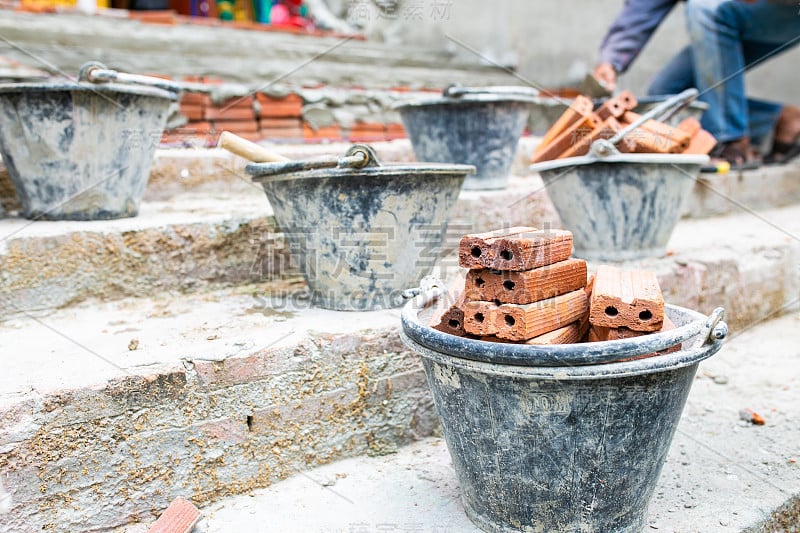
[647,46,694,96]
[685,0,800,142]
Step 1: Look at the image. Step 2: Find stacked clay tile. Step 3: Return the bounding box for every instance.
[531,91,717,163]
[431,227,590,345]
[586,265,681,356]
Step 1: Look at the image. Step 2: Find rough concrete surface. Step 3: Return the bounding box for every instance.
[0,287,437,532]
[114,311,800,533]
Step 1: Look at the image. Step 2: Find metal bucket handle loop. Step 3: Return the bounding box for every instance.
[78,61,201,95]
[248,143,380,180]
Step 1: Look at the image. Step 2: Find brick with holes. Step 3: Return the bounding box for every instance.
[462,300,501,336]
[429,271,471,337]
[589,265,664,332]
[458,228,572,271]
[464,258,587,305]
[588,316,681,360]
[493,289,588,341]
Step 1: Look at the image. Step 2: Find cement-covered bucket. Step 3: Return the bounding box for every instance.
[396,86,537,191]
[530,89,709,261]
[0,63,177,220]
[531,151,707,261]
[400,284,727,533]
[246,145,474,311]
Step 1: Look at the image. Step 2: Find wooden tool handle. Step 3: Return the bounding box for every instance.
[218,131,290,163]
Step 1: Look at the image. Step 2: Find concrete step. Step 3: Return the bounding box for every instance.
[119,296,800,533]
[2,139,799,318]
[0,203,798,531]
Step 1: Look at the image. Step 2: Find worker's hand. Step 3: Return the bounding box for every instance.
[593,63,617,93]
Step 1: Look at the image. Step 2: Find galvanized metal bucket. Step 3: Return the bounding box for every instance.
[0,64,177,220]
[401,284,727,533]
[396,86,537,191]
[531,152,707,261]
[530,89,710,261]
[246,145,474,311]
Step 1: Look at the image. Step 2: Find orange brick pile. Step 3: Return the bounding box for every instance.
[431,229,682,356]
[531,91,717,163]
[432,227,590,345]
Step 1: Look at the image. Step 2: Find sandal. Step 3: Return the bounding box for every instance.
[763,138,800,166]
[701,139,761,173]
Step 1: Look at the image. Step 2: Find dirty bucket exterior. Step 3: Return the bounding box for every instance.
[0,82,175,220]
[534,154,706,261]
[250,163,473,311]
[401,301,726,533]
[397,96,534,190]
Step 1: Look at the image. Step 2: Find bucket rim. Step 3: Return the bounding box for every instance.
[393,94,539,110]
[401,292,722,367]
[400,325,723,380]
[246,162,476,182]
[0,81,178,101]
[529,152,709,173]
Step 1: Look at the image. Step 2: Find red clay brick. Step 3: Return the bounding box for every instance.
[558,116,636,159]
[180,93,212,107]
[531,114,600,163]
[494,289,589,341]
[677,117,702,138]
[259,117,303,128]
[684,128,717,155]
[622,112,691,152]
[462,300,501,336]
[524,317,589,345]
[257,93,303,118]
[589,265,664,332]
[464,258,587,305]
[458,228,573,271]
[147,497,200,533]
[303,123,342,141]
[260,126,304,139]
[179,104,204,121]
[211,119,259,133]
[533,95,594,160]
[204,106,255,121]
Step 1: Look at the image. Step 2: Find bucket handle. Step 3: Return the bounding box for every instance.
[693,306,728,348]
[78,61,210,95]
[443,84,540,99]
[589,88,699,159]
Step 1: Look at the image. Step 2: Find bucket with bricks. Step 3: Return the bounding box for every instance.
[529,88,712,261]
[400,226,728,533]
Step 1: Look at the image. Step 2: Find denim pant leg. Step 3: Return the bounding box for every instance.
[684,0,800,142]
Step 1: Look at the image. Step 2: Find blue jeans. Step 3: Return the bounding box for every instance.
[648,0,800,144]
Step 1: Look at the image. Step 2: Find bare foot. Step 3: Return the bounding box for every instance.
[773,105,800,145]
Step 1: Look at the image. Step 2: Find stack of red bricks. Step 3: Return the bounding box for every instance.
[163,86,409,145]
[257,93,305,141]
[587,265,681,357]
[432,227,590,345]
[531,91,717,163]
[431,229,681,356]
